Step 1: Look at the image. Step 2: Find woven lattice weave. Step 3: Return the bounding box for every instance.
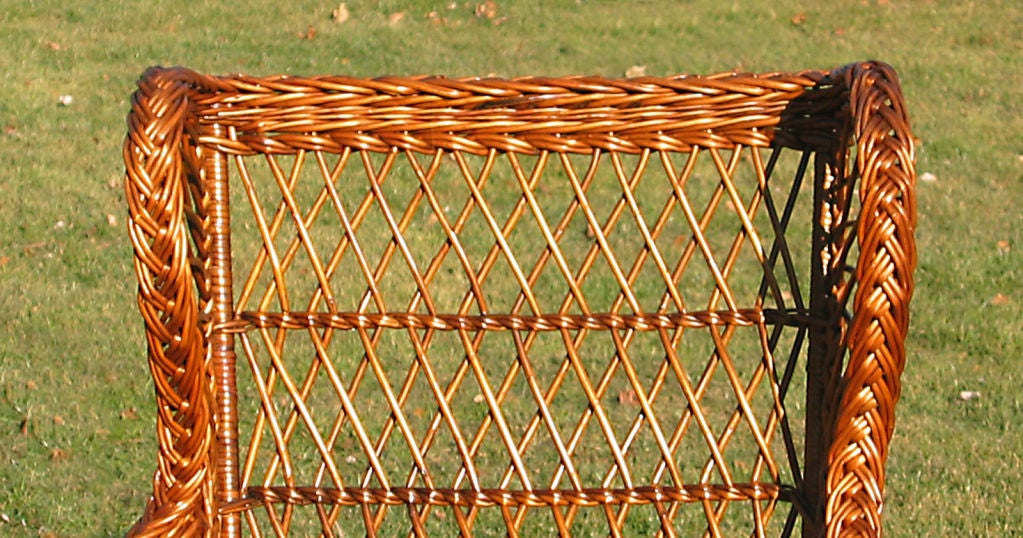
[123,61,915,537]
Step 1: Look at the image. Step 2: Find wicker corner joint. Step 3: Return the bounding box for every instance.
[123,61,915,537]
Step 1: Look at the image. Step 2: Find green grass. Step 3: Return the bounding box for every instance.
[1,0,1021,536]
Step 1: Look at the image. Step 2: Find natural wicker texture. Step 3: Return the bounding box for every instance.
[123,61,914,537]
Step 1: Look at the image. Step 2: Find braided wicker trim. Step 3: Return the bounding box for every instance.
[125,68,216,537]
[148,66,844,155]
[823,61,916,538]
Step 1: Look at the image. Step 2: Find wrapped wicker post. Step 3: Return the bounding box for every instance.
[123,61,915,537]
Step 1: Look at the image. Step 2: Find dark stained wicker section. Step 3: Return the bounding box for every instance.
[123,62,915,537]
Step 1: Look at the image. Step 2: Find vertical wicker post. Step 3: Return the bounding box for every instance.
[201,121,243,538]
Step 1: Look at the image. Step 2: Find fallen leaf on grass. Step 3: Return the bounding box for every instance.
[298,25,317,40]
[617,389,639,406]
[331,3,350,24]
[388,12,406,25]
[53,416,65,426]
[625,65,647,78]
[958,390,980,401]
[120,407,139,420]
[22,241,47,255]
[427,11,445,25]
[791,13,807,25]
[475,1,498,19]
[44,41,63,50]
[50,448,69,462]
[991,293,1010,306]
[997,240,1011,254]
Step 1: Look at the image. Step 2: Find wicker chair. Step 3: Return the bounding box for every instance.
[123,61,915,537]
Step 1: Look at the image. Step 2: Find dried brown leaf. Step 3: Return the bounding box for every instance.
[475,1,498,19]
[121,407,140,420]
[997,240,1011,254]
[617,389,639,406]
[44,41,63,50]
[50,448,69,462]
[53,415,65,426]
[791,13,807,25]
[299,25,317,40]
[991,293,1010,306]
[388,12,406,25]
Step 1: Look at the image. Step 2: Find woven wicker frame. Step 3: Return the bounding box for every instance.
[123,61,915,537]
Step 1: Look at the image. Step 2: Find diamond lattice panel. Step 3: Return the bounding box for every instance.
[227,142,815,536]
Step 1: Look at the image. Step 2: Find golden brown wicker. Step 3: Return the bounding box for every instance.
[123,61,915,537]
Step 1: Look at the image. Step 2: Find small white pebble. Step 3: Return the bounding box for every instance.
[919,172,937,183]
[58,95,73,106]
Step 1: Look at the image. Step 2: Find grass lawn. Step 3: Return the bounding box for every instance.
[1,0,1021,536]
